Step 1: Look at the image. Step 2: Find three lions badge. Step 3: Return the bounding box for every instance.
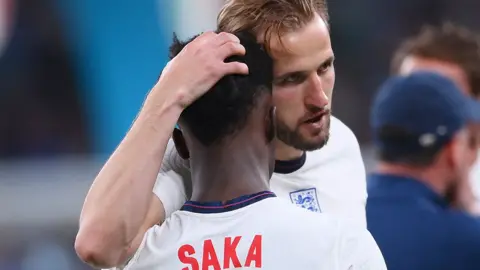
[289,188,321,213]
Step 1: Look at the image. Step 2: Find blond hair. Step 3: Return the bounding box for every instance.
[217,0,329,49]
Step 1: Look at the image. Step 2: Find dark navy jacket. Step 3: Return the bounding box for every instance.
[367,173,480,270]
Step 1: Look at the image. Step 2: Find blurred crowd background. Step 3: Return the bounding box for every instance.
[1,0,479,269]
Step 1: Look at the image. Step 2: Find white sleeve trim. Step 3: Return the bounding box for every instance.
[153,170,188,218]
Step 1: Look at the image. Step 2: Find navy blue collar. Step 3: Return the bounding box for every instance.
[181,191,276,214]
[274,152,306,174]
[368,173,449,208]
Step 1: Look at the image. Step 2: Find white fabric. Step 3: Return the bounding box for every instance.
[471,150,480,203]
[155,116,367,227]
[117,197,386,270]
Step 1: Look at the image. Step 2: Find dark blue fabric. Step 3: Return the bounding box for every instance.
[181,191,276,214]
[371,72,480,155]
[274,152,306,174]
[367,173,480,270]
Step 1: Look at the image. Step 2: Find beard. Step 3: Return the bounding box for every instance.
[275,113,331,151]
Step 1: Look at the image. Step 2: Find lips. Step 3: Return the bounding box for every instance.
[303,110,328,124]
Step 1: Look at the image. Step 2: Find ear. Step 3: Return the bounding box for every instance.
[172,128,190,160]
[442,139,456,169]
[265,106,276,142]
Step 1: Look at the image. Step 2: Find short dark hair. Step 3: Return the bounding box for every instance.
[391,23,480,98]
[376,126,445,167]
[168,32,273,146]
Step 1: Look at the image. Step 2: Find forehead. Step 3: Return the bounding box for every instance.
[260,15,333,77]
[398,55,471,96]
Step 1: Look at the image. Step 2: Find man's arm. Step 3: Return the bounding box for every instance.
[75,98,182,269]
[74,31,248,269]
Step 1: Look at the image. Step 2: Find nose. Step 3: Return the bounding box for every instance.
[304,74,329,108]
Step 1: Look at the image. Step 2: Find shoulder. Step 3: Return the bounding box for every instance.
[305,116,366,198]
[336,222,387,269]
[443,210,480,261]
[260,198,338,225]
[330,116,360,150]
[276,199,344,234]
[307,116,362,163]
[279,205,379,259]
[261,203,342,255]
[447,210,480,243]
[120,218,186,270]
[115,225,165,270]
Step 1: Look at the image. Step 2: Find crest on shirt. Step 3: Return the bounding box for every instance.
[289,188,321,213]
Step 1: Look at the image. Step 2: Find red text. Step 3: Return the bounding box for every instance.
[178,235,262,270]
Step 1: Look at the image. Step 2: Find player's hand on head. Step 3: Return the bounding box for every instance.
[156,31,249,109]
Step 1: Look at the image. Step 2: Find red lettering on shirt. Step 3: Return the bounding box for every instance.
[178,235,262,269]
[245,235,262,268]
[178,244,199,270]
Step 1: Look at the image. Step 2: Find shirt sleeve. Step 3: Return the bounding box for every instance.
[347,124,368,215]
[335,131,367,228]
[329,203,367,229]
[331,117,368,228]
[154,138,192,218]
[153,170,189,218]
[107,226,159,270]
[348,149,368,228]
[338,224,387,270]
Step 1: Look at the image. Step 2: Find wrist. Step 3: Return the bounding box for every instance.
[143,82,186,116]
[138,102,182,131]
[152,77,194,109]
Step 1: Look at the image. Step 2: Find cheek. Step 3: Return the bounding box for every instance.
[466,144,479,167]
[273,86,304,124]
[453,140,475,169]
[323,68,335,99]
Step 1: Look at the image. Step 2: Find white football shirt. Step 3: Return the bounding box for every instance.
[154,116,367,227]
[115,192,385,270]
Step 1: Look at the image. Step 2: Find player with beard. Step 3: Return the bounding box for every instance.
[102,31,384,270]
[390,23,480,213]
[74,0,369,267]
[152,0,367,230]
[76,31,386,269]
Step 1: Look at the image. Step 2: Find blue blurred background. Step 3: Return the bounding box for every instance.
[0,0,479,269]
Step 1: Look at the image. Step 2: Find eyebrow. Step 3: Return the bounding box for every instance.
[274,56,335,81]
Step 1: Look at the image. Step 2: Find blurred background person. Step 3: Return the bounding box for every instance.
[366,72,480,270]
[1,0,480,269]
[0,0,87,157]
[390,23,480,213]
